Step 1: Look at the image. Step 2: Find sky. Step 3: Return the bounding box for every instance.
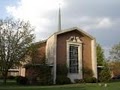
[0,0,120,58]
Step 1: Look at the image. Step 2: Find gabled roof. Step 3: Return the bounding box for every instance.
[36,27,95,44]
[48,27,95,40]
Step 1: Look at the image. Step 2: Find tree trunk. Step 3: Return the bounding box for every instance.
[3,71,8,84]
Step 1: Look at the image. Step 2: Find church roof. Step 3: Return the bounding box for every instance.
[36,27,95,44]
[48,27,95,40]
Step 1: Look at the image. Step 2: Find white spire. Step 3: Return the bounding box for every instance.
[58,3,61,31]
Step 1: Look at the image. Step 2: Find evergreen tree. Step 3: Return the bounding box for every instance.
[97,44,105,66]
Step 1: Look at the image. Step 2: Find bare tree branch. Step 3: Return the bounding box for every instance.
[0,18,35,84]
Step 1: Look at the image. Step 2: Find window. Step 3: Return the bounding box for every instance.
[69,45,79,73]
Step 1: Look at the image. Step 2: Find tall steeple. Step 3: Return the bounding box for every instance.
[58,3,61,31]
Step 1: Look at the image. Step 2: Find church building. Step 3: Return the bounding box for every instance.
[46,27,97,83]
[24,27,98,83]
[8,27,98,84]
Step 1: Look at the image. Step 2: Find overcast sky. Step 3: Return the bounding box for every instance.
[0,0,120,58]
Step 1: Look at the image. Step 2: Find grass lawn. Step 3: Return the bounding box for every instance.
[0,80,120,90]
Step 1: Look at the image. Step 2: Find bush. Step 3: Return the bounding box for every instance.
[99,67,111,82]
[56,75,71,85]
[74,79,85,83]
[7,76,16,80]
[92,77,97,83]
[16,76,28,85]
[84,77,97,83]
[40,66,53,85]
[57,64,68,76]
[83,67,93,78]
[110,78,120,82]
[112,75,120,80]
[56,64,71,85]
[26,64,53,85]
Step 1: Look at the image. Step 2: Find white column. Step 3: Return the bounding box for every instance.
[91,39,98,78]
[53,35,57,84]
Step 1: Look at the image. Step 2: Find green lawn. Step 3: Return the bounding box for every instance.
[0,82,120,90]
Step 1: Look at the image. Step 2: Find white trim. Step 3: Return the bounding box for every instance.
[20,68,26,77]
[66,37,83,82]
[91,40,98,78]
[47,27,95,41]
[8,69,19,71]
[53,34,57,84]
[67,42,82,71]
[56,27,94,39]
[78,43,83,76]
[46,34,57,84]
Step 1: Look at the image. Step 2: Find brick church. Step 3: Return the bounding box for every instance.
[16,27,98,84]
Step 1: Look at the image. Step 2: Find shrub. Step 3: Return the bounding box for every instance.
[7,76,15,80]
[99,67,111,82]
[26,64,52,85]
[36,66,52,85]
[16,76,28,85]
[56,64,71,84]
[84,77,97,83]
[112,75,120,80]
[83,67,93,78]
[56,75,71,85]
[92,77,97,83]
[57,64,68,76]
[74,79,85,83]
[110,78,120,82]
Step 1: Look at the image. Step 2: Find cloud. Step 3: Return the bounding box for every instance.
[96,18,113,28]
[64,0,120,18]
[5,0,120,58]
[5,0,118,36]
[76,17,114,30]
[6,0,65,41]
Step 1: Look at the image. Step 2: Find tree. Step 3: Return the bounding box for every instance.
[97,44,105,66]
[99,66,111,83]
[96,44,111,82]
[109,61,120,76]
[109,42,120,76]
[109,42,120,61]
[0,18,35,84]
